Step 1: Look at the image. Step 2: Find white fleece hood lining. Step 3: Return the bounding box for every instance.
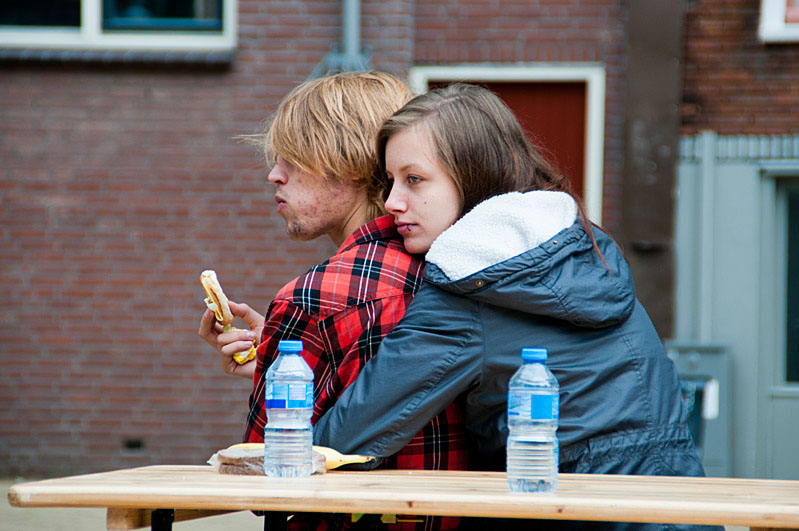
[426,191,578,282]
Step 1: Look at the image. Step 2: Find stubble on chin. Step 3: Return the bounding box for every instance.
[286,221,305,241]
[286,220,317,242]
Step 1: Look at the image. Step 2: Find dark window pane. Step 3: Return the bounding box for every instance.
[786,189,799,382]
[103,0,222,31]
[0,0,80,27]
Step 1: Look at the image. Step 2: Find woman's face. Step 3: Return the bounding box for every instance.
[384,125,462,255]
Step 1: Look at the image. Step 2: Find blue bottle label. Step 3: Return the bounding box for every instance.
[531,394,558,420]
[508,390,558,420]
[265,382,313,409]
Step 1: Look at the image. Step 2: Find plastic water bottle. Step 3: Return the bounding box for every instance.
[506,347,559,493]
[263,339,314,478]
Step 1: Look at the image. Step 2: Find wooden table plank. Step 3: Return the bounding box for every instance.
[8,465,799,529]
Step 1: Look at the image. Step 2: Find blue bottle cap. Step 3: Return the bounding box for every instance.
[521,347,548,361]
[278,339,303,353]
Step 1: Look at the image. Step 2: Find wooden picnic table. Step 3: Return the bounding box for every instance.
[7,465,799,530]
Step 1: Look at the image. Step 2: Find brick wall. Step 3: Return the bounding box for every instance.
[0,0,627,477]
[682,0,799,134]
[0,0,352,477]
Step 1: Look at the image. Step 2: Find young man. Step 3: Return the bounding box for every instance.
[198,72,466,530]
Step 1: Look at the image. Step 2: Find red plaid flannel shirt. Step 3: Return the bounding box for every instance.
[243,215,467,531]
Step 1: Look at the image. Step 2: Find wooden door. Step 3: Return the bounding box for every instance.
[430,81,587,198]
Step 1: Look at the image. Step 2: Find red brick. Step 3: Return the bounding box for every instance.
[681,0,799,134]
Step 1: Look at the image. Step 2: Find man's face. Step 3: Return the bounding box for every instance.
[268,156,365,244]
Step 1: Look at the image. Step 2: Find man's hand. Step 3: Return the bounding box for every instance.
[199,301,264,379]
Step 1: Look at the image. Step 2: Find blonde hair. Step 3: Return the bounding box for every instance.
[252,71,413,220]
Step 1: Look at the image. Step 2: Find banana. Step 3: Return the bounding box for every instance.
[222,324,257,364]
[312,445,375,469]
[225,443,374,470]
[201,270,256,365]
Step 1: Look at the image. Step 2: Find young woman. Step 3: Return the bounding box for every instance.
[313,84,717,530]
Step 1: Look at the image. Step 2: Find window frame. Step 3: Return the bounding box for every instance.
[0,0,237,53]
[760,164,799,393]
[775,177,799,386]
[759,0,799,43]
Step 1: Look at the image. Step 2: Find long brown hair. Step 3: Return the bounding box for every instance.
[376,83,605,260]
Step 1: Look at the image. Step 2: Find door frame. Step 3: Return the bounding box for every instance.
[409,64,606,224]
[760,165,799,478]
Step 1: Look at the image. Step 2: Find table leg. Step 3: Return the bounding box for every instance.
[151,508,174,531]
[263,511,288,530]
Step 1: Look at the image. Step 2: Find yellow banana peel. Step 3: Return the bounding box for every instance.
[222,324,257,364]
[312,445,375,469]
[225,442,374,470]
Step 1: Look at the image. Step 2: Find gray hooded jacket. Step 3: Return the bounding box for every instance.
[313,191,705,485]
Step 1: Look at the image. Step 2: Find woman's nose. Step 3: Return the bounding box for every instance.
[384,185,406,214]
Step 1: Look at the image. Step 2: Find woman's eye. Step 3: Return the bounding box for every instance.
[408,175,421,184]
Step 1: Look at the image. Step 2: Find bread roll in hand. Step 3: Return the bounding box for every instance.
[201,270,257,364]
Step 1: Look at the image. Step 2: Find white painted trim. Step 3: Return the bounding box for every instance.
[83,0,100,41]
[409,63,606,224]
[0,0,237,53]
[761,161,799,177]
[698,131,716,343]
[769,386,799,398]
[759,0,799,43]
[680,134,799,162]
[757,165,778,477]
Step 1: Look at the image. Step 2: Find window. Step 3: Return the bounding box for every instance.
[1,1,81,27]
[102,0,222,31]
[0,0,236,54]
[759,0,799,42]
